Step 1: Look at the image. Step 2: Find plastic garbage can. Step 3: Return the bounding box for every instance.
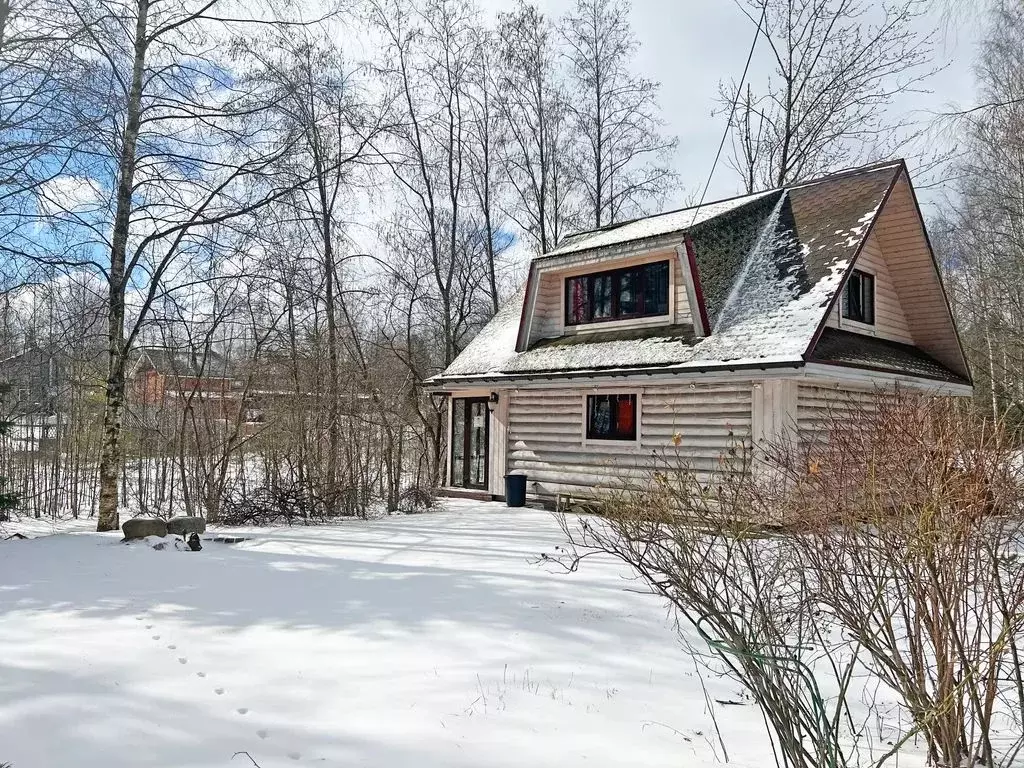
[505,473,527,507]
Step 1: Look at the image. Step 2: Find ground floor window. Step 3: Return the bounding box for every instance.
[586,393,638,441]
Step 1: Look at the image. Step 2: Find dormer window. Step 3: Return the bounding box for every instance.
[842,269,875,325]
[565,260,670,326]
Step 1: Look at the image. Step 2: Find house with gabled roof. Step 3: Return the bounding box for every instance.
[426,160,972,502]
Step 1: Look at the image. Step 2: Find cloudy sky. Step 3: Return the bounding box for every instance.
[488,0,982,209]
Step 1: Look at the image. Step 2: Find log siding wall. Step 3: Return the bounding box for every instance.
[506,381,752,498]
[797,382,876,446]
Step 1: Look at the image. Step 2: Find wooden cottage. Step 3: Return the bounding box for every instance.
[426,160,972,503]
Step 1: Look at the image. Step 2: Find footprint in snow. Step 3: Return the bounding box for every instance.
[151,635,160,640]
[166,644,177,650]
[287,752,301,761]
[214,688,225,695]
[178,657,188,665]
[195,671,207,678]
[256,730,269,740]
[145,624,153,629]
[236,707,249,715]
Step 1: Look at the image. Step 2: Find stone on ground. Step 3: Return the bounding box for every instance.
[167,516,206,536]
[122,518,168,540]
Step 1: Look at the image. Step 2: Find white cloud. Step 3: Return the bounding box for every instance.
[38,175,105,217]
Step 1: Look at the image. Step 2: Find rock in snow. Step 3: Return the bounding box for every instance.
[166,515,206,536]
[121,517,168,539]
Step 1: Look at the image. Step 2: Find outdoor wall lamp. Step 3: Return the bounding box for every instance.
[487,391,499,411]
[429,391,449,409]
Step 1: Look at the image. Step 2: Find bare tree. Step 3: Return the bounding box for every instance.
[560,0,676,229]
[495,0,577,253]
[936,0,1024,425]
[724,0,935,192]
[464,25,506,313]
[248,30,388,508]
[27,0,334,531]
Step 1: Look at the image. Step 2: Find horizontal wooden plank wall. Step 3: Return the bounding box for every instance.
[872,175,968,376]
[826,233,913,344]
[507,381,752,498]
[797,383,877,447]
[527,249,692,345]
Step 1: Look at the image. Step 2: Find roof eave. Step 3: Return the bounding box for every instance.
[425,359,806,388]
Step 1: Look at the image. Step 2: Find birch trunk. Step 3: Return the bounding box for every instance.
[97,0,148,532]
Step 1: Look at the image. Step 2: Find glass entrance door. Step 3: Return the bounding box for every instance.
[451,398,489,489]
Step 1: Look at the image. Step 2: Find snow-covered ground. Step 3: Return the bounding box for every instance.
[0,501,916,767]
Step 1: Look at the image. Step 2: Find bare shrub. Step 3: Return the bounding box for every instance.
[551,391,1024,768]
[770,391,1024,768]
[550,446,861,768]
[218,482,359,526]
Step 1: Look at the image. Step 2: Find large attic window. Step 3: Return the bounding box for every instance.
[565,261,670,326]
[842,269,875,325]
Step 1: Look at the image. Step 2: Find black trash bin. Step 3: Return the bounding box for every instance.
[505,473,527,507]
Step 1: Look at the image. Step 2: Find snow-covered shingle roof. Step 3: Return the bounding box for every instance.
[432,161,942,384]
[543,189,776,259]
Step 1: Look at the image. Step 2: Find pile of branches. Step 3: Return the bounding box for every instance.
[218,483,358,526]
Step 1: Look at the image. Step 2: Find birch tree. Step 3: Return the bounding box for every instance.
[34,1,322,531]
[560,0,676,229]
[936,0,1024,424]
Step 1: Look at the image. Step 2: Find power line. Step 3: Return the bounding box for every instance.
[688,0,768,229]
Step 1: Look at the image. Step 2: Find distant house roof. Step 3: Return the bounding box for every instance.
[430,160,969,387]
[133,346,234,379]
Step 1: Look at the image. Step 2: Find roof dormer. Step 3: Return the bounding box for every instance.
[517,246,694,350]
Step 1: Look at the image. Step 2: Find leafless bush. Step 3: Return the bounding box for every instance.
[769,392,1024,768]
[397,486,436,513]
[551,391,1024,768]
[218,482,360,526]
[550,446,860,768]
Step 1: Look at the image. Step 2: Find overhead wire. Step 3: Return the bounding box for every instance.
[688,0,769,229]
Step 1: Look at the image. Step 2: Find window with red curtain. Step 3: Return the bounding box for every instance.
[586,394,638,441]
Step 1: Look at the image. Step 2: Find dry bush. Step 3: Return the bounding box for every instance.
[551,447,860,768]
[769,392,1024,768]
[552,391,1024,768]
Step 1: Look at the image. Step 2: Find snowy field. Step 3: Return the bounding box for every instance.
[0,501,918,768]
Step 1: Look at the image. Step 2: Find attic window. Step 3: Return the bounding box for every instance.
[842,269,875,325]
[565,261,670,326]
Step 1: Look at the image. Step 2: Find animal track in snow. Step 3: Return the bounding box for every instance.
[178,657,188,665]
[287,751,301,760]
[214,688,225,695]
[151,635,160,640]
[256,729,269,740]
[195,671,206,678]
[236,707,249,715]
[166,644,176,650]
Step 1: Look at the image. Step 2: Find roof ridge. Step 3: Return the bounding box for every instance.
[549,159,905,250]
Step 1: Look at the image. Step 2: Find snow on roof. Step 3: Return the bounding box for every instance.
[543,190,776,258]
[431,161,909,383]
[438,287,525,378]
